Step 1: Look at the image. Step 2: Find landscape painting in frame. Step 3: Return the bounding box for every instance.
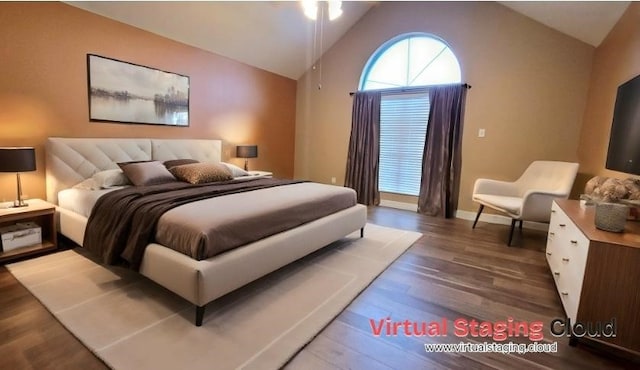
[87,54,189,126]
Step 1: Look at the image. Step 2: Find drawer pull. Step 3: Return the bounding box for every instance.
[553,272,560,276]
[570,240,578,244]
[549,232,555,236]
[551,210,556,213]
[562,257,570,262]
[561,292,569,296]
[546,252,552,256]
[559,224,566,227]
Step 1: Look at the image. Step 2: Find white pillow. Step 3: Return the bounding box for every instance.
[221,162,249,177]
[72,169,130,190]
[72,178,100,190]
[92,169,130,188]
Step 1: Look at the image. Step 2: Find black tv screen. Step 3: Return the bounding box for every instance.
[606,74,640,175]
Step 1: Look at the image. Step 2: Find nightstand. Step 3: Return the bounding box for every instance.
[0,199,57,264]
[248,170,273,177]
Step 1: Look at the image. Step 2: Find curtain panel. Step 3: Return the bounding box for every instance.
[344,91,381,205]
[418,84,468,217]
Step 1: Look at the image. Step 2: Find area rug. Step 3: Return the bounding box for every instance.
[7,223,421,370]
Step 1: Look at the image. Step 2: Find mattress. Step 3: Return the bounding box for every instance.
[58,187,124,218]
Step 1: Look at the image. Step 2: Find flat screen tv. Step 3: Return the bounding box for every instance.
[605,74,640,175]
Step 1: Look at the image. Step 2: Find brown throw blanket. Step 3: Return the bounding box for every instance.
[84,178,303,270]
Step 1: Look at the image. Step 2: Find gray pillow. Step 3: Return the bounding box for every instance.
[120,161,176,186]
[164,159,199,170]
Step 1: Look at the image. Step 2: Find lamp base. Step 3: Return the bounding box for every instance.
[13,172,28,208]
[12,199,28,208]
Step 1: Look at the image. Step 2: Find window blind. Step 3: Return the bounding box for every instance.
[378,91,429,196]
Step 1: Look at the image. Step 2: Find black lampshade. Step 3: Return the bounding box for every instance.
[236,145,258,159]
[0,147,36,172]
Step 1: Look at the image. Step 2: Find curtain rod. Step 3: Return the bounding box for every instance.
[349,83,472,96]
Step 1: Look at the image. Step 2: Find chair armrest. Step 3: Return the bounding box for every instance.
[473,178,519,197]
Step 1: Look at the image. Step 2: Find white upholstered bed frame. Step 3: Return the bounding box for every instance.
[46,137,367,325]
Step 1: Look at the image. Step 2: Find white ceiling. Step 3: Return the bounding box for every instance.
[67,1,630,80]
[67,1,373,79]
[499,1,630,46]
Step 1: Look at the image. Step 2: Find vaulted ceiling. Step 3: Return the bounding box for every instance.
[67,1,630,80]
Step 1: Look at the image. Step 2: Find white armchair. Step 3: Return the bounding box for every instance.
[472,161,579,245]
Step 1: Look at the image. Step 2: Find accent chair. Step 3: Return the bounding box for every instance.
[472,161,579,245]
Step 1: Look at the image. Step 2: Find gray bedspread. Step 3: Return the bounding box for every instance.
[84,178,356,269]
[156,182,357,259]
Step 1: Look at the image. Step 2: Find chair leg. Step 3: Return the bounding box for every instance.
[472,205,484,229]
[508,219,516,246]
[195,305,205,326]
[519,220,523,231]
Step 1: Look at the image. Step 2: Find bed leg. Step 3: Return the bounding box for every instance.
[360,227,364,238]
[195,305,205,326]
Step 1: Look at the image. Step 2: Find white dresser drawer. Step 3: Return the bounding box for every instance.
[549,203,570,239]
[546,201,590,321]
[557,277,581,321]
[555,219,589,293]
[545,232,557,270]
[546,202,565,272]
[563,224,589,270]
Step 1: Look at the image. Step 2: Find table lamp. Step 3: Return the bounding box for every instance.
[0,147,36,207]
[236,145,258,171]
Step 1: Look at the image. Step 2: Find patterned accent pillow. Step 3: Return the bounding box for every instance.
[169,163,233,184]
[120,161,176,186]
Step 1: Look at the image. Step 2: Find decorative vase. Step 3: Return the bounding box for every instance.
[594,202,629,233]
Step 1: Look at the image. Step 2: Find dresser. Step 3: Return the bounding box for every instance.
[546,200,640,356]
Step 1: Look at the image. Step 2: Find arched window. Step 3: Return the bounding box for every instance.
[361,33,461,90]
[359,33,461,196]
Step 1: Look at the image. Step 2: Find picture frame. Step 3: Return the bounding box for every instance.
[87,54,190,126]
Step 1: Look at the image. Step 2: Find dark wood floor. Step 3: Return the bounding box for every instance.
[0,207,637,369]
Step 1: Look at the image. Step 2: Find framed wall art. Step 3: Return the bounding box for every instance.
[87,54,190,126]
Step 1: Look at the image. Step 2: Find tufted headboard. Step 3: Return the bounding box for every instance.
[46,137,222,204]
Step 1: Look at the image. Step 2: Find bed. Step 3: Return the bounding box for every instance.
[45,137,367,326]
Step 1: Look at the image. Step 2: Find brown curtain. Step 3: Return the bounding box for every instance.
[344,91,381,205]
[418,84,467,217]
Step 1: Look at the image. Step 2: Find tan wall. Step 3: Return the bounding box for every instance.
[577,3,640,185]
[295,1,593,212]
[0,2,296,202]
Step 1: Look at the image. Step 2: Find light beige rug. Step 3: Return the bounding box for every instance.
[8,223,421,370]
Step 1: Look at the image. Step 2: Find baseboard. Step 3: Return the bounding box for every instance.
[378,200,549,231]
[379,199,418,212]
[456,210,549,231]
